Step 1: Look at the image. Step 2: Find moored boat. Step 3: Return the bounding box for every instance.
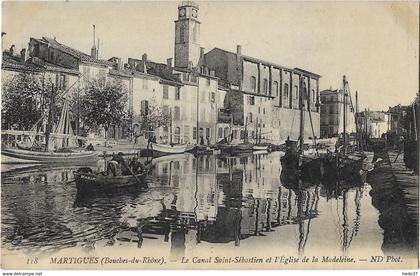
[150,143,193,156]
[252,145,268,151]
[1,145,98,164]
[186,145,214,155]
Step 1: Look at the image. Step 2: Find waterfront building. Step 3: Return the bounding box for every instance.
[365,111,389,138]
[1,47,80,140]
[25,36,133,141]
[203,46,321,144]
[319,88,356,138]
[388,104,410,136]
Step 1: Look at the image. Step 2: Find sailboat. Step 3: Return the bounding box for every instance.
[319,76,366,182]
[280,76,322,182]
[2,85,98,164]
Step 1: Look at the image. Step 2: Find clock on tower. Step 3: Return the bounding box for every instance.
[174,1,201,69]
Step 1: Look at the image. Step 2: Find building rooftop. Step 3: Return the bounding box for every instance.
[2,51,79,75]
[32,37,113,66]
[207,47,321,78]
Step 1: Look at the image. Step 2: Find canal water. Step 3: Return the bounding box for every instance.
[1,152,385,261]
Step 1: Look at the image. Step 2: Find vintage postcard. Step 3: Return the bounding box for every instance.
[1,0,419,271]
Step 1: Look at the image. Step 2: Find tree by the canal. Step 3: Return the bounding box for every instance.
[1,73,54,130]
[79,78,128,138]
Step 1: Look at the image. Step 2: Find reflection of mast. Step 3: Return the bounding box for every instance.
[302,186,319,251]
[266,199,272,231]
[193,156,199,223]
[297,180,305,257]
[277,186,282,225]
[254,199,260,236]
[287,189,292,220]
[347,187,362,249]
[234,208,242,247]
[168,161,173,186]
[341,190,349,256]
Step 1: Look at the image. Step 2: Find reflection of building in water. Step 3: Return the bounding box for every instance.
[148,153,322,253]
[152,154,219,222]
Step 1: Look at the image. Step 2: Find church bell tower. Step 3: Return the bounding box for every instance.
[174,1,201,69]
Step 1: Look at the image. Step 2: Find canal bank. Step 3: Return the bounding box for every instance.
[367,146,418,256]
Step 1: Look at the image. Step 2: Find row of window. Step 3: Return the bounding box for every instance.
[249,76,317,103]
[162,85,181,100]
[141,100,182,120]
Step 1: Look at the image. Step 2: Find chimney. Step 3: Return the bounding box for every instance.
[236,45,242,88]
[210,70,215,77]
[236,45,242,59]
[142,53,147,73]
[167,57,173,67]
[20,48,26,62]
[112,57,122,71]
[91,25,97,59]
[200,47,205,60]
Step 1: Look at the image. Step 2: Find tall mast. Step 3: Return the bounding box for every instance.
[343,75,347,155]
[298,76,305,154]
[355,90,359,150]
[45,84,55,152]
[170,108,173,144]
[196,79,200,145]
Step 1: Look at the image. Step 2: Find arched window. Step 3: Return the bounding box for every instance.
[294,85,298,99]
[284,83,289,98]
[263,78,268,94]
[273,81,279,97]
[250,76,256,92]
[248,112,253,123]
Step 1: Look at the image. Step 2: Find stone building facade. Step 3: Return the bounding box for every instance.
[320,88,355,138]
[204,47,321,143]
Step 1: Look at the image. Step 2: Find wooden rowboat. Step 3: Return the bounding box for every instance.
[1,146,98,164]
[74,164,153,193]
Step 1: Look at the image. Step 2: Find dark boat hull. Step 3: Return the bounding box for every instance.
[186,145,214,155]
[319,152,366,182]
[280,153,322,182]
[74,167,150,194]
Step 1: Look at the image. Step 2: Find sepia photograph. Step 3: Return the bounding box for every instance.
[1,0,419,271]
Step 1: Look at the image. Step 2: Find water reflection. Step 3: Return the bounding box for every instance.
[1,152,383,258]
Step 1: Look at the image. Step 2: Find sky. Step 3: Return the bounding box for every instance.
[2,1,419,111]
